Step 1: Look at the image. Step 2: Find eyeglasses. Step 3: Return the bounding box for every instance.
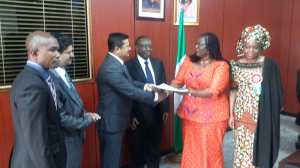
[138,45,154,50]
[122,46,131,49]
[195,43,205,48]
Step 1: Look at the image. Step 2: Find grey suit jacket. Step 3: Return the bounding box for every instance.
[9,65,66,168]
[96,53,155,132]
[49,69,93,168]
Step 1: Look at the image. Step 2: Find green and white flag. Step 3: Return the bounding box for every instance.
[174,10,186,154]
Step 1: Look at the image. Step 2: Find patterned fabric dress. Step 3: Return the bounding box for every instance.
[172,57,229,168]
[230,60,263,168]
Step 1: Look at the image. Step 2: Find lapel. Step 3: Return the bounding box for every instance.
[49,69,82,108]
[107,54,133,81]
[149,57,159,84]
[133,57,147,83]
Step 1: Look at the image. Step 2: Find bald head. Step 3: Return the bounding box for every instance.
[26,31,60,70]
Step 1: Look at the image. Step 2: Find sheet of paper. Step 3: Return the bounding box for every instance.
[153,83,189,92]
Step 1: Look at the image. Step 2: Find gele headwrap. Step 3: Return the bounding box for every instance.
[236,24,271,56]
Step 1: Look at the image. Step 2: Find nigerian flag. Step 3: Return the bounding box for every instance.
[174,10,186,154]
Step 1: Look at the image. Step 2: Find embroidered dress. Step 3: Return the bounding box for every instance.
[230,60,263,168]
[171,57,229,168]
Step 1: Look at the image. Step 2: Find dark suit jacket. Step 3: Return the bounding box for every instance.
[96,53,155,132]
[49,69,93,167]
[9,65,66,168]
[125,57,170,125]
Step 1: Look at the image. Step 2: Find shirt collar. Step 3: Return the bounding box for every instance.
[137,55,150,64]
[109,52,124,65]
[26,60,50,80]
[55,67,66,77]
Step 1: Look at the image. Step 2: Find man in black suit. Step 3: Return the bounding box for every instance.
[96,33,167,168]
[125,36,170,168]
[49,33,101,168]
[9,31,67,168]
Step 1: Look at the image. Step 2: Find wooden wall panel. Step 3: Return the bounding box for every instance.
[76,83,96,168]
[198,0,225,51]
[285,0,300,114]
[0,92,14,168]
[244,0,263,28]
[279,0,294,108]
[222,0,244,61]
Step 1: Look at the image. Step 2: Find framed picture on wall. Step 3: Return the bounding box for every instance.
[173,0,200,26]
[135,0,165,21]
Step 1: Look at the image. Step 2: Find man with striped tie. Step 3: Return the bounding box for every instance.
[9,31,67,168]
[49,32,100,168]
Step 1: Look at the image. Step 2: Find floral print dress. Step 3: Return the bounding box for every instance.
[230,60,263,168]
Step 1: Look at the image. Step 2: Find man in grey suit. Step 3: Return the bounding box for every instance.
[9,31,67,168]
[96,33,167,168]
[49,32,101,168]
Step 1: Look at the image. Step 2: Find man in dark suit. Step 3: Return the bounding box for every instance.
[125,36,170,168]
[96,33,167,168]
[9,31,67,168]
[142,0,160,8]
[49,33,101,168]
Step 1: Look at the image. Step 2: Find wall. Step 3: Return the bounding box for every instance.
[0,0,299,167]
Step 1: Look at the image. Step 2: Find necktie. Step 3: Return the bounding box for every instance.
[65,72,84,108]
[145,61,156,107]
[144,61,154,84]
[47,78,57,109]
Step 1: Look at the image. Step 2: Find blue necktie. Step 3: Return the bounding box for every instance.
[145,61,154,84]
[145,61,156,107]
[65,72,84,108]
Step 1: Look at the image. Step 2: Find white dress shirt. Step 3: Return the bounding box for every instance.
[137,55,156,85]
[109,52,124,65]
[55,67,74,89]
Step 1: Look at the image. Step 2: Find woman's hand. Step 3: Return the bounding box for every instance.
[228,116,234,129]
[175,89,190,95]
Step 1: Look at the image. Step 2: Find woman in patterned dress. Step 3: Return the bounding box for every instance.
[228,25,284,168]
[170,32,230,168]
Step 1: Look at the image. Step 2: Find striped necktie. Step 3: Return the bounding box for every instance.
[47,78,57,109]
[65,72,84,108]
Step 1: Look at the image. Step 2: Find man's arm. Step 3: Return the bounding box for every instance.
[105,65,155,104]
[56,87,94,130]
[17,85,58,168]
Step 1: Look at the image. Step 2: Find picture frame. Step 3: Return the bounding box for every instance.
[135,0,165,21]
[173,0,200,26]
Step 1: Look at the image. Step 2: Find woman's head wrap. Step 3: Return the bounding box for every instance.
[236,24,271,56]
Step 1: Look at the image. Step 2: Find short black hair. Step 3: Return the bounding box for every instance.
[190,32,228,64]
[135,36,149,46]
[50,32,73,54]
[180,0,192,4]
[108,33,129,52]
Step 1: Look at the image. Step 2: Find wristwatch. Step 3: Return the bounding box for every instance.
[188,90,192,96]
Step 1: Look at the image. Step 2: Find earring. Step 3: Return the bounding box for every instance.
[207,51,209,54]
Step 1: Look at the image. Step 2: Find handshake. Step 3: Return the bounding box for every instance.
[145,84,169,103]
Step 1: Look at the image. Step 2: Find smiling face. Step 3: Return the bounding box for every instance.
[136,38,153,60]
[243,40,260,60]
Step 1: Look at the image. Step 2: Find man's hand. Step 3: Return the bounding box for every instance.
[84,112,101,122]
[146,84,160,92]
[155,92,167,103]
[163,112,168,123]
[130,118,139,130]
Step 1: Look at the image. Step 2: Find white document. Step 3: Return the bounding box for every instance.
[153,83,189,92]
